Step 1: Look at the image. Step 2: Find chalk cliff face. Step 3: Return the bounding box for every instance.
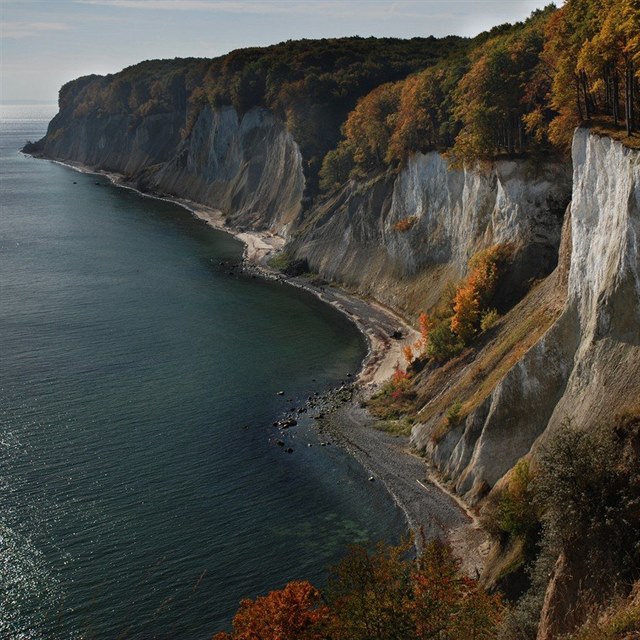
[31,97,638,507]
[35,103,304,234]
[154,106,304,232]
[410,129,640,504]
[291,152,570,314]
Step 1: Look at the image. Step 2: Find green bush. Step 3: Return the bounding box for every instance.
[481,308,500,331]
[425,321,463,362]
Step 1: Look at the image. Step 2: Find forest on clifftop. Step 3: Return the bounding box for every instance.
[53,0,640,197]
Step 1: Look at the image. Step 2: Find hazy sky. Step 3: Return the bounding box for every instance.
[1,0,557,102]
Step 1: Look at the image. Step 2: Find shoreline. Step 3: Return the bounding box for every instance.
[34,153,488,573]
[45,155,421,390]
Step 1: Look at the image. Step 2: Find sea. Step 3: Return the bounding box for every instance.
[0,103,405,639]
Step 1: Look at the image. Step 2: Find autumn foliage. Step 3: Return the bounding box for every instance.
[319,0,640,183]
[393,216,418,232]
[214,541,503,640]
[450,246,504,343]
[405,245,507,365]
[213,580,328,640]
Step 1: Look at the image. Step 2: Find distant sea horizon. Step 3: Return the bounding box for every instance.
[0,103,405,639]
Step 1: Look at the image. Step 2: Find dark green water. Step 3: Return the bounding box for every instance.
[0,104,405,639]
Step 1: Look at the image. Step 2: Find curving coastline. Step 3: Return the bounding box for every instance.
[30,152,487,573]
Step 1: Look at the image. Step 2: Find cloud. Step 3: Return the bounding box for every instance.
[73,0,442,19]
[2,21,71,39]
[76,0,301,12]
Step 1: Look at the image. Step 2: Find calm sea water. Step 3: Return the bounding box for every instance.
[0,104,405,639]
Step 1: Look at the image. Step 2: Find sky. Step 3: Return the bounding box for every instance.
[1,0,558,103]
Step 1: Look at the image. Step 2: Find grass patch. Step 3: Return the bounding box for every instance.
[267,252,309,275]
[413,275,562,437]
[367,370,417,421]
[432,399,465,443]
[461,304,555,416]
[587,117,640,151]
[374,417,414,437]
[565,596,640,640]
[267,251,295,271]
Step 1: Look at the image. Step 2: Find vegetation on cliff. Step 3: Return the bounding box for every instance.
[46,1,640,195]
[38,0,640,202]
[321,0,640,186]
[214,540,503,640]
[54,36,465,193]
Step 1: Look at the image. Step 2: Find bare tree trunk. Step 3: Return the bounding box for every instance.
[518,117,524,152]
[612,69,620,126]
[630,61,635,133]
[576,77,584,121]
[581,72,591,118]
[626,64,632,136]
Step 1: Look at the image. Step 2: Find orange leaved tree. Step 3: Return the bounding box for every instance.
[212,580,328,640]
[451,245,505,344]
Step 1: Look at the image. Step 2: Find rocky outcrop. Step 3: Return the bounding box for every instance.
[291,152,570,315]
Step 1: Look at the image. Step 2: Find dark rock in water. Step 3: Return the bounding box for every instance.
[273,422,279,427]
[277,391,285,396]
[346,373,352,377]
[73,181,77,184]
[276,439,285,447]
[285,447,294,453]
[298,407,307,414]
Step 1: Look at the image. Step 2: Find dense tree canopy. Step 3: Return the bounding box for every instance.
[214,540,503,640]
[58,1,640,193]
[321,0,640,185]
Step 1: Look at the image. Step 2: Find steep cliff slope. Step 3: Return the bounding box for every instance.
[407,129,639,505]
[31,103,305,234]
[29,82,637,505]
[291,153,570,316]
